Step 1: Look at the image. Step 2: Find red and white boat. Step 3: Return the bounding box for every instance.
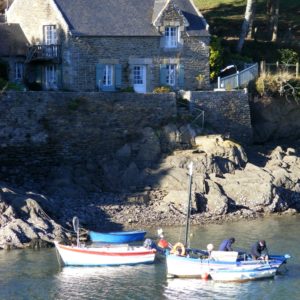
[54,241,156,266]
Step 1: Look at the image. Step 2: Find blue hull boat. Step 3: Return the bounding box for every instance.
[89,230,147,243]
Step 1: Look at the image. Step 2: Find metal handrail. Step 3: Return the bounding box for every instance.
[26,44,61,62]
[217,63,259,90]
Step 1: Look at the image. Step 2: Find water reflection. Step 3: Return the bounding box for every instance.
[0,215,299,300]
[52,264,165,300]
[164,278,252,300]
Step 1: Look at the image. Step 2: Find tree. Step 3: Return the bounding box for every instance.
[0,0,13,13]
[209,36,224,81]
[267,0,280,42]
[236,0,257,53]
[247,0,257,39]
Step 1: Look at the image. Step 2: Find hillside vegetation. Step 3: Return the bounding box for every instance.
[195,0,300,62]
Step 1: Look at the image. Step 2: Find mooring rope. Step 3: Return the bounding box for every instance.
[34,201,89,237]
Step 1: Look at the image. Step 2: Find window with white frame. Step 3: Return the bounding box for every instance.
[45,65,57,89]
[103,65,113,87]
[15,62,24,80]
[165,27,178,48]
[133,66,143,84]
[166,64,176,86]
[43,25,57,57]
[43,25,57,45]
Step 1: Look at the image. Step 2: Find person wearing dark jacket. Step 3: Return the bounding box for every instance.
[251,240,269,260]
[218,237,235,251]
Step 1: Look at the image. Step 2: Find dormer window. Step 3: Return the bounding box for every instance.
[165,26,178,48]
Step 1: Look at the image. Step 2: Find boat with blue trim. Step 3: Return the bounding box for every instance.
[54,241,156,266]
[210,265,278,282]
[165,162,290,279]
[89,230,147,243]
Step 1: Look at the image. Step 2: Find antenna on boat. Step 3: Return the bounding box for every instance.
[184,162,193,248]
[72,216,80,247]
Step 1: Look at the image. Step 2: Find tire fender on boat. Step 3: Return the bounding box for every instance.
[170,242,186,256]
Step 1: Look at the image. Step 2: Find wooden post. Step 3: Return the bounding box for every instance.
[276,61,279,73]
[236,71,240,89]
[260,61,266,74]
[296,62,299,78]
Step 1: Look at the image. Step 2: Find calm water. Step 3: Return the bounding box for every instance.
[0,215,299,300]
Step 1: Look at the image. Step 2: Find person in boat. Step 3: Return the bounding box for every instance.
[157,228,171,250]
[250,240,269,260]
[218,237,235,251]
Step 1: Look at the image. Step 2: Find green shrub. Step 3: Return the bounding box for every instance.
[153,86,172,93]
[0,59,8,80]
[255,72,300,98]
[119,86,134,92]
[0,78,23,91]
[7,82,24,91]
[209,35,224,81]
[0,78,8,90]
[278,49,299,65]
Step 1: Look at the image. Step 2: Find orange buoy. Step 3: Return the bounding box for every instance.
[158,239,169,249]
[170,242,186,256]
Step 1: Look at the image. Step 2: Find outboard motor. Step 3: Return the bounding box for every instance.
[143,238,157,250]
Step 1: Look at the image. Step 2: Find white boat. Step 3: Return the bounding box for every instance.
[54,241,156,266]
[166,249,283,278]
[166,162,288,278]
[210,265,277,282]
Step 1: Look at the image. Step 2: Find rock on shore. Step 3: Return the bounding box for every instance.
[0,184,68,249]
[0,134,299,249]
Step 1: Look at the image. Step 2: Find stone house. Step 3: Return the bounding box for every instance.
[6,0,210,92]
[0,23,28,84]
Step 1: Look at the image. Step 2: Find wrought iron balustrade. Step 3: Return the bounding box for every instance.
[26,45,61,63]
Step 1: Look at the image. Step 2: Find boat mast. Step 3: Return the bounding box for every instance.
[184,162,193,248]
[72,216,80,247]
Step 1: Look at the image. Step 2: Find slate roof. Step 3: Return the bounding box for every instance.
[174,0,208,35]
[153,0,208,36]
[53,0,208,37]
[0,23,28,56]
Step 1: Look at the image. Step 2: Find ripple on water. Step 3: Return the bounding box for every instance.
[163,278,255,300]
[52,264,166,300]
[0,215,299,300]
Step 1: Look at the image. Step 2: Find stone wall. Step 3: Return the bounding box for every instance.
[6,0,68,44]
[7,0,210,92]
[65,35,210,92]
[0,91,176,183]
[182,90,252,143]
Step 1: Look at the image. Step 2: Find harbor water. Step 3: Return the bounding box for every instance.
[0,215,299,300]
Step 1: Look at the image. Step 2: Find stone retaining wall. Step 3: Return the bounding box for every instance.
[0,91,176,183]
[182,90,252,143]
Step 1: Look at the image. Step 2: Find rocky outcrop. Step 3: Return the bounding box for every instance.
[0,132,300,249]
[250,96,300,143]
[154,139,300,218]
[0,184,68,249]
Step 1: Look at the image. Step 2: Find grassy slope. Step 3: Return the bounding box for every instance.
[194,0,300,61]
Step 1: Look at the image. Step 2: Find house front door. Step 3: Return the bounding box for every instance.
[133,65,146,93]
[44,65,58,90]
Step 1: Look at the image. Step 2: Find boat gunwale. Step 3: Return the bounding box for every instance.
[56,243,156,256]
[89,230,147,236]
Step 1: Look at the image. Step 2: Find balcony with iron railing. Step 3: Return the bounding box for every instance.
[26,44,61,63]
